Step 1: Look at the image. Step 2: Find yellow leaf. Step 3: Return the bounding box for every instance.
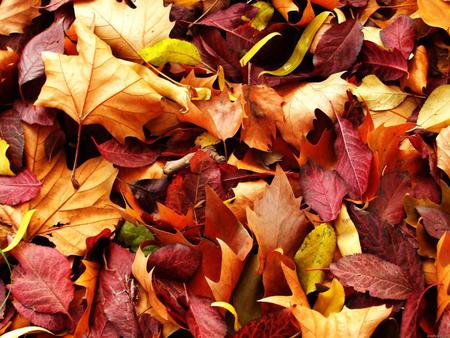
[1,326,53,338]
[294,223,336,294]
[436,232,450,319]
[417,0,450,33]
[313,278,345,317]
[140,38,202,66]
[335,204,362,256]
[371,97,419,129]
[293,305,392,338]
[251,2,275,31]
[260,11,331,76]
[0,139,14,176]
[1,209,35,253]
[353,75,408,111]
[362,26,384,46]
[240,32,281,67]
[195,132,221,148]
[437,126,450,178]
[212,301,241,331]
[74,0,174,61]
[35,21,164,143]
[0,0,40,35]
[417,85,450,132]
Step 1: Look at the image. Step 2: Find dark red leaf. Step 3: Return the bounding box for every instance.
[13,100,57,126]
[330,253,415,300]
[313,19,364,77]
[400,287,432,338]
[199,3,258,30]
[416,206,450,239]
[334,117,372,200]
[338,0,368,7]
[130,177,169,213]
[10,243,74,331]
[232,309,299,338]
[138,313,162,338]
[18,20,65,87]
[95,138,160,168]
[349,206,424,290]
[0,109,24,171]
[439,307,450,337]
[300,161,347,221]
[0,169,41,205]
[361,40,408,81]
[89,286,119,338]
[186,294,227,338]
[98,243,140,338]
[148,244,202,281]
[380,15,415,59]
[368,171,412,225]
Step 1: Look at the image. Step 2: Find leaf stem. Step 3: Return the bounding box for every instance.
[71,123,83,189]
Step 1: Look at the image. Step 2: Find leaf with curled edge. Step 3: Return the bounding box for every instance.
[0,0,40,35]
[74,0,174,62]
[330,253,415,300]
[9,242,74,331]
[34,21,164,144]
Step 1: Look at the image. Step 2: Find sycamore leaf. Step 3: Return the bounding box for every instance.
[246,167,307,272]
[314,278,345,317]
[330,253,415,300]
[335,204,362,256]
[417,85,450,133]
[417,0,450,33]
[436,232,450,319]
[353,75,408,111]
[10,243,74,330]
[35,21,164,143]
[293,305,392,338]
[0,0,40,35]
[278,73,352,150]
[294,223,336,294]
[0,170,41,206]
[437,126,450,178]
[140,38,202,66]
[0,139,14,176]
[74,0,175,62]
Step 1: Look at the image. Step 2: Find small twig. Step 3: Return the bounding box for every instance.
[163,152,195,175]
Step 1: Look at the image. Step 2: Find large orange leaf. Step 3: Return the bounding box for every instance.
[247,167,308,272]
[277,73,352,150]
[293,305,392,338]
[436,232,450,319]
[417,0,450,34]
[0,0,40,35]
[35,21,164,143]
[74,0,174,61]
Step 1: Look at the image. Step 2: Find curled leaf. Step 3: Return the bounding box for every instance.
[140,38,202,66]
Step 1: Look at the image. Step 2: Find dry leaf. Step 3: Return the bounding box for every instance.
[417,0,450,33]
[437,126,450,178]
[401,45,428,94]
[436,232,450,319]
[74,0,174,61]
[0,0,40,35]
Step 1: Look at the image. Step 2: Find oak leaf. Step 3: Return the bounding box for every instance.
[74,0,174,61]
[35,21,164,143]
[0,0,40,35]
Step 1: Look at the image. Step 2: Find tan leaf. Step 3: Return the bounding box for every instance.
[293,305,392,338]
[0,0,40,35]
[277,73,352,150]
[370,97,419,128]
[74,0,174,61]
[417,0,450,33]
[35,21,164,143]
[437,126,450,178]
[247,166,307,272]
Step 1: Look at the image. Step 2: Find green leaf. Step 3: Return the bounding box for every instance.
[294,223,336,294]
[118,221,157,255]
[251,1,274,31]
[139,38,202,66]
[260,11,331,77]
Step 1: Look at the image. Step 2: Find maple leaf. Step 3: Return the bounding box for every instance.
[246,167,307,272]
[74,0,174,61]
[10,242,74,330]
[0,0,40,35]
[35,21,164,144]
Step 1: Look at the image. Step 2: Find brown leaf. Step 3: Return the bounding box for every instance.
[0,0,40,35]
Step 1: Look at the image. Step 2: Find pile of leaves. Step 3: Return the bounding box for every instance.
[0,0,449,336]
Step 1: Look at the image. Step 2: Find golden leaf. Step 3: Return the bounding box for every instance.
[417,85,450,133]
[417,0,450,33]
[437,126,450,178]
[74,0,174,61]
[0,139,14,176]
[35,21,164,143]
[436,232,450,319]
[314,278,345,317]
[0,0,40,35]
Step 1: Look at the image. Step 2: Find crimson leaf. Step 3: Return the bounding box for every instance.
[380,15,415,59]
[416,206,450,239]
[186,294,227,338]
[0,169,42,205]
[13,100,57,126]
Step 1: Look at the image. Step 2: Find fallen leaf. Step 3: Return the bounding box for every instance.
[331,253,415,300]
[74,0,175,61]
[314,278,345,317]
[118,221,157,253]
[0,0,40,35]
[417,85,450,132]
[35,21,164,143]
[400,287,432,338]
[300,161,347,222]
[0,139,14,176]
[335,203,362,256]
[229,180,268,224]
[0,109,24,171]
[278,73,351,150]
[186,294,227,338]
[13,100,57,127]
[246,167,307,272]
[0,170,41,206]
[1,326,53,338]
[416,206,450,239]
[294,223,336,294]
[402,45,428,95]
[437,126,450,177]
[353,74,408,111]
[293,305,392,338]
[417,0,450,33]
[380,15,415,59]
[436,232,450,319]
[140,38,202,66]
[10,242,74,330]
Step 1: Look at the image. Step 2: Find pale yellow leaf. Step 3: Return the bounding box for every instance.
[0,139,14,176]
[335,204,362,256]
[417,85,450,132]
[0,0,40,35]
[2,209,35,252]
[437,126,450,178]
